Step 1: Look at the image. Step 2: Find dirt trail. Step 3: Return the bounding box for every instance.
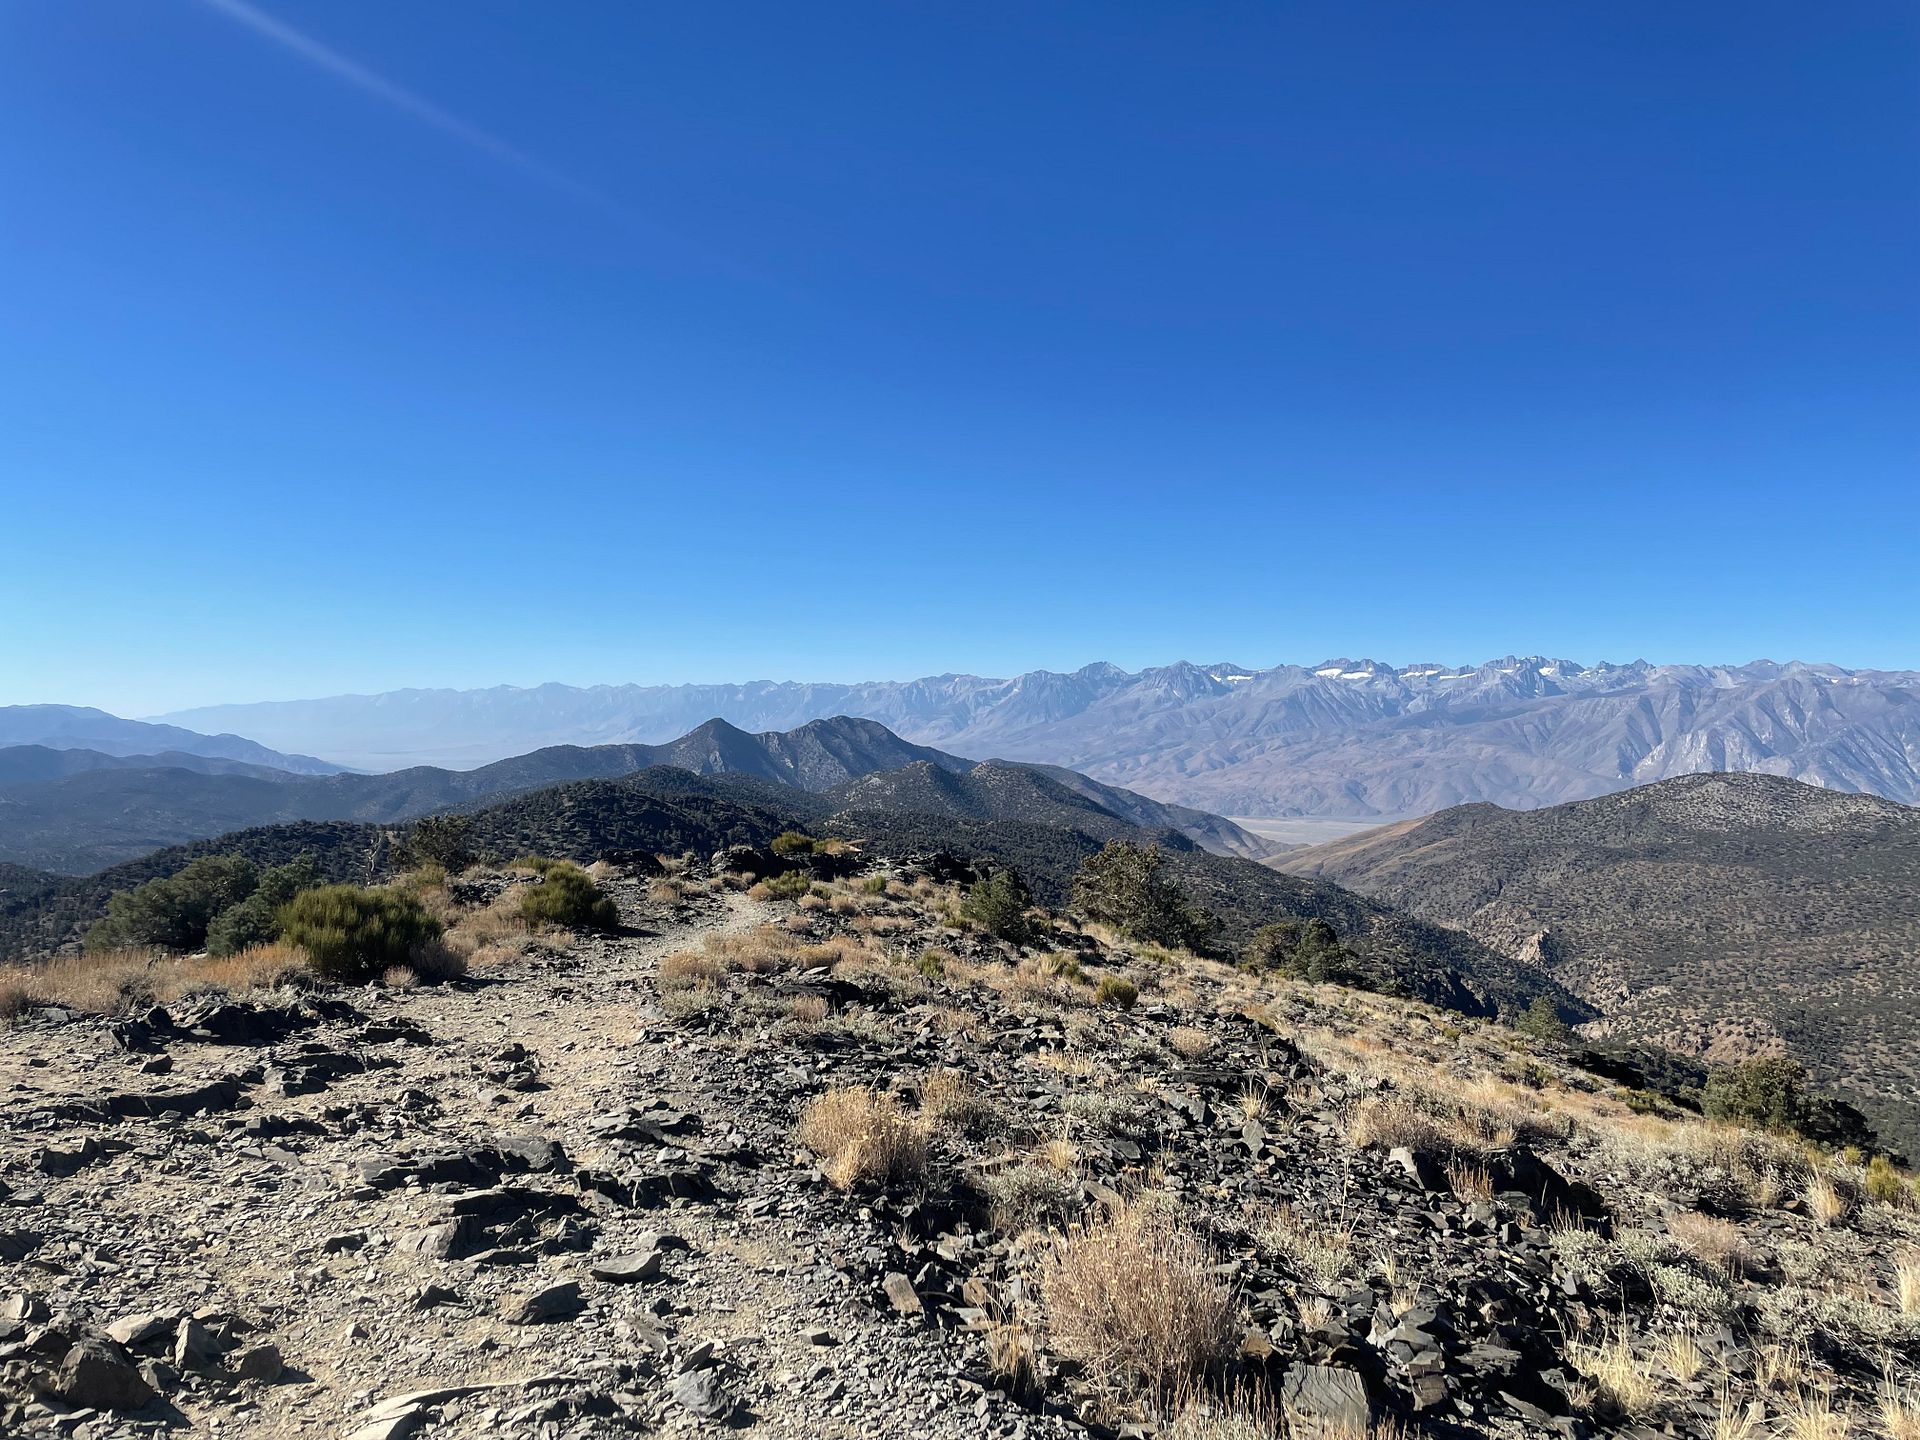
[1,877,1046,1439]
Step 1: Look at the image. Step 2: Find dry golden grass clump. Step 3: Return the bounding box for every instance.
[1346,1098,1452,1155]
[1040,1200,1237,1403]
[1445,1159,1494,1203]
[920,1067,994,1134]
[1670,1211,1750,1277]
[796,1086,929,1191]
[1896,1252,1920,1318]
[786,994,829,1025]
[1567,1328,1658,1419]
[1805,1171,1851,1228]
[1169,1026,1214,1060]
[1254,1202,1353,1289]
[1883,1369,1920,1440]
[658,949,725,990]
[1,943,310,1018]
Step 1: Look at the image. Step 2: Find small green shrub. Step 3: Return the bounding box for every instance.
[761,870,813,902]
[518,861,619,931]
[280,885,443,982]
[1514,995,1572,1042]
[771,831,819,857]
[1703,1057,1875,1149]
[860,875,888,896]
[1096,976,1138,1010]
[1865,1154,1907,1206]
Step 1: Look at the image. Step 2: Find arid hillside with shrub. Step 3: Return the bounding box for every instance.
[1279,772,1920,1154]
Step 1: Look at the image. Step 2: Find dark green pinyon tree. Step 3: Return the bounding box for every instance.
[962,866,1038,944]
[1071,840,1216,950]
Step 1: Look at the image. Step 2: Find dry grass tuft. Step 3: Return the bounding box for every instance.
[796,1087,928,1192]
[1670,1211,1749,1277]
[920,1068,993,1134]
[1168,1026,1213,1060]
[1805,1172,1851,1228]
[1665,1330,1705,1384]
[658,950,725,990]
[1568,1329,1658,1418]
[1880,1368,1920,1440]
[1446,1159,1493,1203]
[786,995,829,1025]
[1780,1389,1851,1440]
[1040,1200,1237,1403]
[1347,1098,1450,1155]
[1255,1202,1353,1289]
[1896,1253,1920,1318]
[1,943,310,1016]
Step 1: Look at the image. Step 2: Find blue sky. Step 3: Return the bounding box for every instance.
[3,1,1915,715]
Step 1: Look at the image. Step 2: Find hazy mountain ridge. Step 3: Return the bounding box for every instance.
[154,657,1920,815]
[1278,772,1920,1151]
[0,746,302,786]
[0,705,344,776]
[0,717,1274,874]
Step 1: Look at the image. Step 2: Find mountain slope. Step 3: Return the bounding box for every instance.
[0,705,343,775]
[824,760,1264,860]
[1278,772,1920,1151]
[0,763,1560,1022]
[156,657,1920,814]
[0,717,1271,875]
[0,745,301,786]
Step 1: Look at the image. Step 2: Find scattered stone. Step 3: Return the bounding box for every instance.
[233,1342,283,1383]
[882,1272,924,1316]
[590,1250,662,1284]
[500,1281,585,1325]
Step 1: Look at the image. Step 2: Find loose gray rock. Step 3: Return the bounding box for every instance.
[56,1337,156,1412]
[500,1281,585,1324]
[671,1367,734,1420]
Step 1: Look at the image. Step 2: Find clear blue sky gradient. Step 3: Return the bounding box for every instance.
[3,2,1915,714]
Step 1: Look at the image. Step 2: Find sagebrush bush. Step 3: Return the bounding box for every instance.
[770,830,819,857]
[518,860,619,931]
[759,870,814,902]
[280,885,443,982]
[1096,976,1138,1010]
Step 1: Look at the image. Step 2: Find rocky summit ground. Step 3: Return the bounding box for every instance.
[4,852,1920,1440]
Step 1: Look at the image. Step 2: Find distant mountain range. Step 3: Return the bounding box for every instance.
[1279,773,1920,1153]
[0,717,1276,874]
[0,705,342,776]
[153,657,1920,815]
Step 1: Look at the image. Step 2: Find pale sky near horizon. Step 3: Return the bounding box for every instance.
[4,2,1916,715]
